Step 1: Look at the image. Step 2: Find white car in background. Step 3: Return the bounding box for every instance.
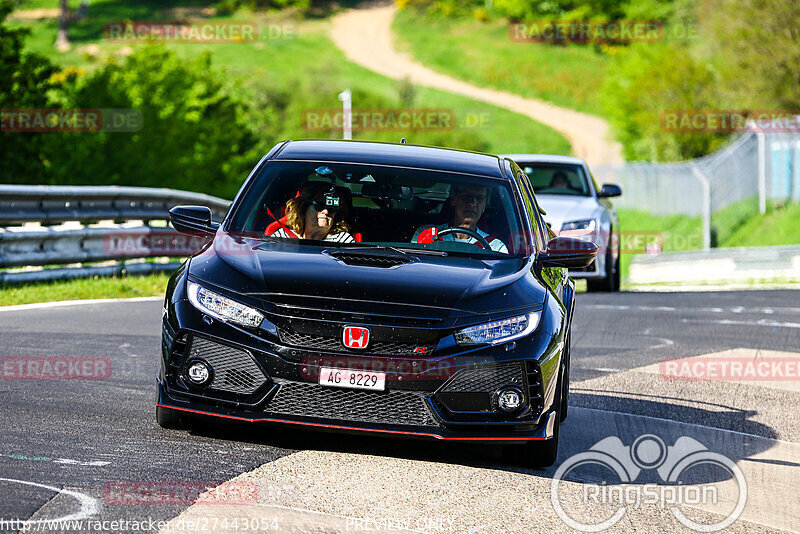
[504,154,622,292]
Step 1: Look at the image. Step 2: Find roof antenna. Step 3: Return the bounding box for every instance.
[400,138,406,144]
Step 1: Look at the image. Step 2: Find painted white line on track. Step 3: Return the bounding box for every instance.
[682,318,800,329]
[586,304,800,315]
[0,478,100,524]
[0,296,161,313]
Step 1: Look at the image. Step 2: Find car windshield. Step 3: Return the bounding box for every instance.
[228,161,528,257]
[519,163,591,197]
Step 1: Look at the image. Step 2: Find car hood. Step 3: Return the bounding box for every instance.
[536,195,602,231]
[188,233,545,318]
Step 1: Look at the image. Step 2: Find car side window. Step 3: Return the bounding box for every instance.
[516,171,546,252]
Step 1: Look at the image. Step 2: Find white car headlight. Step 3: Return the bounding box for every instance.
[454,313,540,345]
[560,219,596,234]
[187,281,264,328]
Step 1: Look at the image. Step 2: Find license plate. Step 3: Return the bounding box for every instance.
[318,367,386,391]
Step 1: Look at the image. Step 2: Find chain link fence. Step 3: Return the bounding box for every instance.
[594,127,800,249]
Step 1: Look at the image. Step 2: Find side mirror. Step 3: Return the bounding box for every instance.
[539,236,598,268]
[169,205,216,236]
[597,184,622,198]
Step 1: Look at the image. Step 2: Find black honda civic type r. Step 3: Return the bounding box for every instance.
[157,140,597,467]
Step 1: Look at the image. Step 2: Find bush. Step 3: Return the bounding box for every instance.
[45,46,258,198]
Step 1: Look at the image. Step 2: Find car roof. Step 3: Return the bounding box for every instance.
[501,154,587,165]
[273,140,506,178]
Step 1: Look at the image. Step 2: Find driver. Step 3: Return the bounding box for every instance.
[550,171,570,189]
[412,184,508,253]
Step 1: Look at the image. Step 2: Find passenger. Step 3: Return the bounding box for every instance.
[267,182,355,243]
[412,184,508,253]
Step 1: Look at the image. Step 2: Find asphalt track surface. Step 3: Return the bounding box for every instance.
[1,290,799,533]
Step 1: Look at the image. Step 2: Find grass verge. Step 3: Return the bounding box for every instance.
[392,9,611,116]
[0,273,170,306]
[618,198,800,281]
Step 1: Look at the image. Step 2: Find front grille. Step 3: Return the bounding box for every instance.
[279,330,434,356]
[261,294,444,327]
[267,379,437,427]
[441,363,525,393]
[187,337,269,395]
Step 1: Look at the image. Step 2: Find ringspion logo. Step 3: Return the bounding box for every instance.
[551,434,747,532]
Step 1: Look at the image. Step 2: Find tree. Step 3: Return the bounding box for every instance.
[600,41,727,161]
[700,0,800,109]
[0,0,61,181]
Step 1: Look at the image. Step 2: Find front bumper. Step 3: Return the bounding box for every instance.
[157,382,558,442]
[159,295,563,443]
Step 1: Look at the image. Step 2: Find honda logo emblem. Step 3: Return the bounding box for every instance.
[342,326,370,349]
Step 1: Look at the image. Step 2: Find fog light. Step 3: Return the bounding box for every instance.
[494,387,524,413]
[187,361,211,385]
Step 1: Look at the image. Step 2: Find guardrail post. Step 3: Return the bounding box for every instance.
[691,165,711,251]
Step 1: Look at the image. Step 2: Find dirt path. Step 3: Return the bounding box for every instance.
[330,4,624,165]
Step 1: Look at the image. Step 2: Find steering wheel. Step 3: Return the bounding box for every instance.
[435,227,493,250]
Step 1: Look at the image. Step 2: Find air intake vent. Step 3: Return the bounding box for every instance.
[330,253,411,268]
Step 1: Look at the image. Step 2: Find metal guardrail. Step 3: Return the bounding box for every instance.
[0,185,230,284]
[0,184,230,225]
[594,129,800,252]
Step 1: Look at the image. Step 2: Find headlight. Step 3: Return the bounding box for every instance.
[560,219,596,234]
[455,313,540,345]
[187,282,264,328]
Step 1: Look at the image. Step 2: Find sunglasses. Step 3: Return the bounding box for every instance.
[312,199,339,213]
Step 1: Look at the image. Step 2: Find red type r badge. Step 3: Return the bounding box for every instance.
[342,326,370,349]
